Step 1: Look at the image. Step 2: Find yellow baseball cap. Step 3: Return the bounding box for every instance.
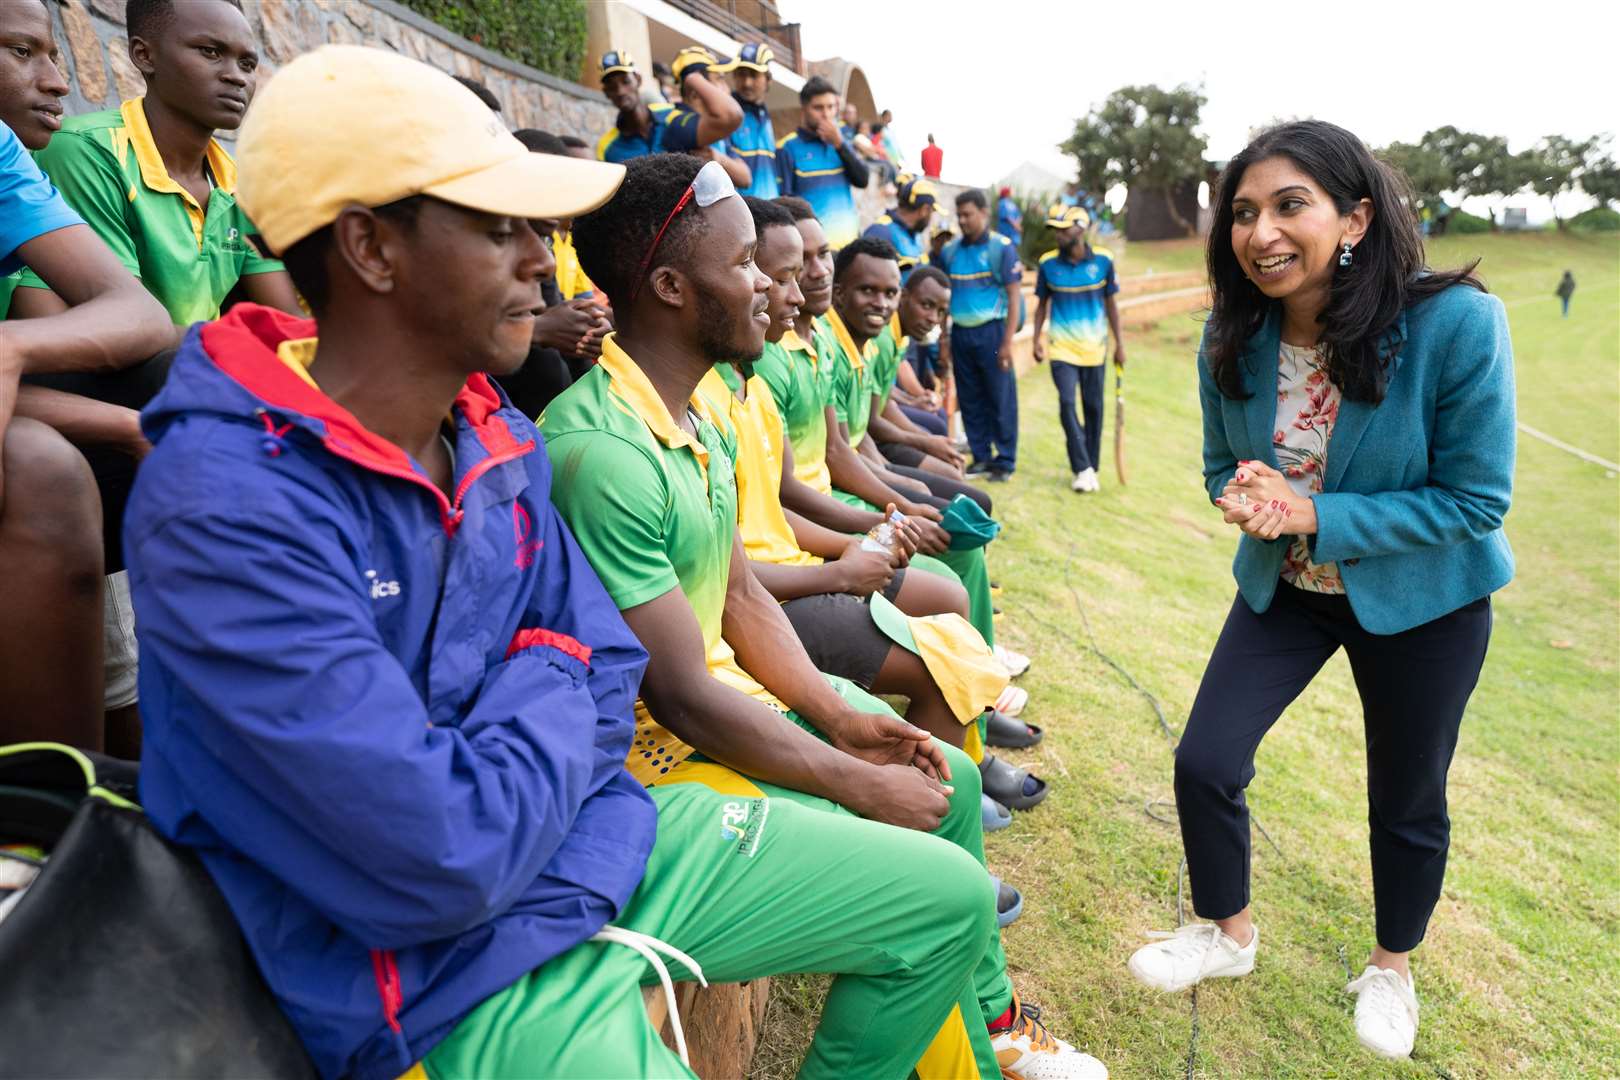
[671,45,734,83]
[599,49,636,79]
[1045,203,1092,230]
[733,42,775,72]
[235,46,626,256]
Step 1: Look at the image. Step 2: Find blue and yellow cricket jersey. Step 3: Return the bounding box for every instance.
[660,104,734,162]
[776,127,866,248]
[1035,245,1118,365]
[862,211,926,279]
[596,102,677,163]
[938,231,1021,328]
[728,98,778,198]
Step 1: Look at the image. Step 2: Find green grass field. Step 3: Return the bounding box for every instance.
[752,231,1619,1079]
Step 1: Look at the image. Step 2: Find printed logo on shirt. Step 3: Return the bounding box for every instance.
[364,569,401,600]
[512,501,544,570]
[718,797,770,857]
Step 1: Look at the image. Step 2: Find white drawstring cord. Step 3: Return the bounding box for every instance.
[590,926,708,1066]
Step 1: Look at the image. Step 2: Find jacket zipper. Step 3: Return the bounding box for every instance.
[370,948,412,1069]
[316,436,534,537]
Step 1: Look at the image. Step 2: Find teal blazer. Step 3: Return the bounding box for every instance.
[1198,284,1515,635]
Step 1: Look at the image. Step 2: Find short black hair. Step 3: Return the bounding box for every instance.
[955,188,988,211]
[573,153,705,317]
[743,195,795,237]
[279,196,425,316]
[905,264,949,293]
[559,134,588,150]
[652,61,673,78]
[452,75,502,113]
[833,235,898,283]
[773,195,816,223]
[799,75,836,105]
[127,0,242,42]
[513,128,567,155]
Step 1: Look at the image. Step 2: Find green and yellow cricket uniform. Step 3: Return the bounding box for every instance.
[18,98,282,325]
[534,335,1012,1077]
[818,313,998,647]
[869,314,908,414]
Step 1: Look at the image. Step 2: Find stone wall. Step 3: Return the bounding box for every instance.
[46,0,615,143]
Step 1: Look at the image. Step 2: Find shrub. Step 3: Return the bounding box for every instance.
[399,0,587,82]
[1448,208,1493,234]
[1569,206,1620,232]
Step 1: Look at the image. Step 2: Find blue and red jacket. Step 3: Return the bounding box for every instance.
[125,305,657,1079]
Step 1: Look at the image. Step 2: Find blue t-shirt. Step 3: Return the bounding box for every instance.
[776,128,862,249]
[661,104,731,159]
[996,196,1022,243]
[728,98,778,199]
[595,103,677,163]
[938,230,1021,328]
[1035,246,1118,366]
[862,212,925,280]
[0,124,83,276]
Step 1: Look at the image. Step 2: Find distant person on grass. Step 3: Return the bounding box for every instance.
[1556,269,1575,317]
[1127,120,1515,1064]
[1031,204,1123,494]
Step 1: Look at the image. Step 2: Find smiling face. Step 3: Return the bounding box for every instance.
[1229,155,1370,307]
[899,274,949,339]
[0,0,68,150]
[684,195,771,364]
[793,215,834,316]
[755,222,805,342]
[390,200,550,377]
[132,0,260,133]
[601,69,641,113]
[833,252,901,341]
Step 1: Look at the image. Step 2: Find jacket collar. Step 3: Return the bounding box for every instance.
[198,305,525,480]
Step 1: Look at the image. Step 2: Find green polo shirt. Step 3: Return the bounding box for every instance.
[868,314,909,414]
[823,307,877,448]
[541,334,781,787]
[17,98,282,325]
[754,327,831,493]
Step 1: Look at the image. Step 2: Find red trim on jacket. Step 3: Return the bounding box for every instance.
[506,628,593,667]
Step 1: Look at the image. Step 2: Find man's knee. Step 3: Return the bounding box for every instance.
[2,419,102,563]
[1173,739,1245,800]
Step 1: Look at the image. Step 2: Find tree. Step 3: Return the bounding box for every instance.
[1060,83,1208,236]
[1380,140,1451,206]
[1580,138,1620,207]
[1525,135,1597,229]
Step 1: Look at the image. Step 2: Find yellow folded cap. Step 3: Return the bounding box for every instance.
[235,46,626,255]
[1045,203,1092,231]
[868,594,1009,724]
[672,45,734,83]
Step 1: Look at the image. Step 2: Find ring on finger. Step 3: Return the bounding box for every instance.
[1237,492,1249,506]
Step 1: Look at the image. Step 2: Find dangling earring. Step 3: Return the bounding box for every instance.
[1339,242,1353,267]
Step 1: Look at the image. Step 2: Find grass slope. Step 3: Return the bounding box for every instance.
[752,231,1619,1079]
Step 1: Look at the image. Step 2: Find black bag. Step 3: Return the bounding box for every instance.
[0,743,318,1079]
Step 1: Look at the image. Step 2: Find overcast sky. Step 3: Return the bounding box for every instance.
[786,0,1617,220]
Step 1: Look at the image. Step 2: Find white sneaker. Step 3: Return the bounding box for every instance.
[991,995,1108,1080]
[1071,467,1099,492]
[1127,923,1257,992]
[993,644,1030,678]
[1346,965,1418,1060]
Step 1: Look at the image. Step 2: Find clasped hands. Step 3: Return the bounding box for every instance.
[1213,459,1317,541]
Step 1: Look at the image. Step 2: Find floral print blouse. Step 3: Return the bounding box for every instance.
[1274,342,1345,594]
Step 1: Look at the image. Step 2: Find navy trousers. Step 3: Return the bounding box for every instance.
[1175,586,1492,952]
[951,319,1017,475]
[1051,361,1105,474]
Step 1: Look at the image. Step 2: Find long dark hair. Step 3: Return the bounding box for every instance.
[1205,120,1483,403]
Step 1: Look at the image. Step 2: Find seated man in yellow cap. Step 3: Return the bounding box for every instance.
[549,152,1108,1080]
[1031,203,1123,494]
[660,46,751,189]
[127,47,1003,1080]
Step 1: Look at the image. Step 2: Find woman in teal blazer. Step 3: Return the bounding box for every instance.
[1127,121,1514,1062]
